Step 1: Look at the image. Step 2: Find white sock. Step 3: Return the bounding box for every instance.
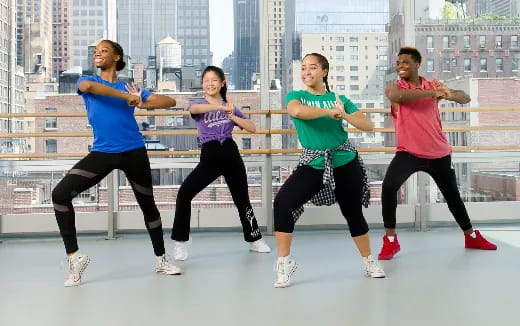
[387,235,395,242]
[363,255,374,261]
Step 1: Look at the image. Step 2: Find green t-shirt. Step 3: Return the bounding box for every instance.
[286,90,358,169]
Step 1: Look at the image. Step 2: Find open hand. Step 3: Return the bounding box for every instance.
[329,93,344,120]
[125,83,143,107]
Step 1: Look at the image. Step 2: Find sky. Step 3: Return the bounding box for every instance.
[209,0,234,67]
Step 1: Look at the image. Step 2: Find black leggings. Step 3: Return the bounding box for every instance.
[52,147,166,256]
[381,151,472,231]
[273,157,369,237]
[171,139,262,242]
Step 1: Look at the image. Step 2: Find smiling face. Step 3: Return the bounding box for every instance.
[93,41,120,70]
[396,54,420,80]
[301,55,328,90]
[202,70,225,98]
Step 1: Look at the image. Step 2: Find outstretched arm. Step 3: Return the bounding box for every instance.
[431,79,471,104]
[287,99,341,120]
[385,84,447,103]
[125,84,176,109]
[79,80,140,106]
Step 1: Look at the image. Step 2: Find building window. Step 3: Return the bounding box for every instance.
[512,35,519,48]
[337,85,345,90]
[45,139,57,153]
[496,35,502,48]
[464,58,471,72]
[443,36,449,49]
[479,35,486,48]
[336,66,345,72]
[335,37,344,42]
[336,76,345,81]
[350,66,358,71]
[349,46,358,53]
[350,55,358,61]
[349,37,358,42]
[496,58,503,72]
[336,55,345,61]
[512,58,519,71]
[242,138,251,150]
[427,59,434,72]
[45,108,57,129]
[336,46,344,51]
[427,36,433,49]
[480,58,487,71]
[350,75,358,81]
[366,103,375,108]
[350,85,359,90]
[443,59,450,72]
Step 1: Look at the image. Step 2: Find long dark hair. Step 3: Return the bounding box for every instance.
[201,65,228,102]
[303,53,330,92]
[100,40,126,71]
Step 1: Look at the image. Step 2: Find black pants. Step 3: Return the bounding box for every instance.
[381,151,472,231]
[171,139,262,242]
[273,157,369,237]
[52,147,166,256]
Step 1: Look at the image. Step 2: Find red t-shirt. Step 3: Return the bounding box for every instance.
[391,77,452,159]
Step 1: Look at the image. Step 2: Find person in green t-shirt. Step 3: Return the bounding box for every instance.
[272,53,386,288]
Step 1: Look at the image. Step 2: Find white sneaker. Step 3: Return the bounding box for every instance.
[64,252,90,287]
[274,256,297,288]
[250,238,271,253]
[363,255,386,278]
[173,237,192,261]
[155,254,182,275]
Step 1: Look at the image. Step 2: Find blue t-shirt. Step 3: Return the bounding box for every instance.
[77,75,151,153]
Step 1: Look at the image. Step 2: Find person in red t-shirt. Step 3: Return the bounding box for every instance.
[378,47,497,260]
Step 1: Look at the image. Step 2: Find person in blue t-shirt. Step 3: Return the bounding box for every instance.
[52,40,181,287]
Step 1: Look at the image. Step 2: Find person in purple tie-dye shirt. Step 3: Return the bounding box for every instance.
[171,66,271,261]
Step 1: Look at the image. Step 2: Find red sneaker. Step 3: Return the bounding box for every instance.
[378,234,401,260]
[465,230,498,250]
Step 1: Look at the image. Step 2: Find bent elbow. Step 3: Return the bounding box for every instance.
[78,81,92,93]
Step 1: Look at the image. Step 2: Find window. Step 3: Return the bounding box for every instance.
[45,108,57,129]
[350,66,358,71]
[443,59,451,71]
[45,139,57,153]
[464,58,471,72]
[336,55,344,61]
[336,76,345,81]
[349,46,358,53]
[512,35,519,48]
[336,46,344,51]
[335,37,344,42]
[443,36,449,49]
[336,85,345,90]
[513,58,519,71]
[427,59,434,72]
[479,35,486,48]
[427,36,433,49]
[496,35,502,48]
[366,103,375,108]
[336,66,345,72]
[349,37,358,42]
[496,58,503,72]
[242,138,251,150]
[350,85,359,90]
[480,58,487,71]
[350,75,358,81]
[350,55,358,61]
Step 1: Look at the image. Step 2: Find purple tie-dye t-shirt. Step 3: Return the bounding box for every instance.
[190,99,248,144]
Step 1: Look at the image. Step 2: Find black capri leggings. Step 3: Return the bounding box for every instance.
[171,139,262,242]
[52,147,166,256]
[274,157,369,237]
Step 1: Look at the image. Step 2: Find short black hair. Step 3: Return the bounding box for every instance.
[398,47,422,64]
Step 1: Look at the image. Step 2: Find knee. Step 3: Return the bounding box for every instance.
[52,185,69,204]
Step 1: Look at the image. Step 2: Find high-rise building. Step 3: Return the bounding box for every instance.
[176,0,211,67]
[16,0,53,82]
[1,0,26,153]
[52,0,71,78]
[70,0,107,70]
[233,0,259,90]
[473,0,520,17]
